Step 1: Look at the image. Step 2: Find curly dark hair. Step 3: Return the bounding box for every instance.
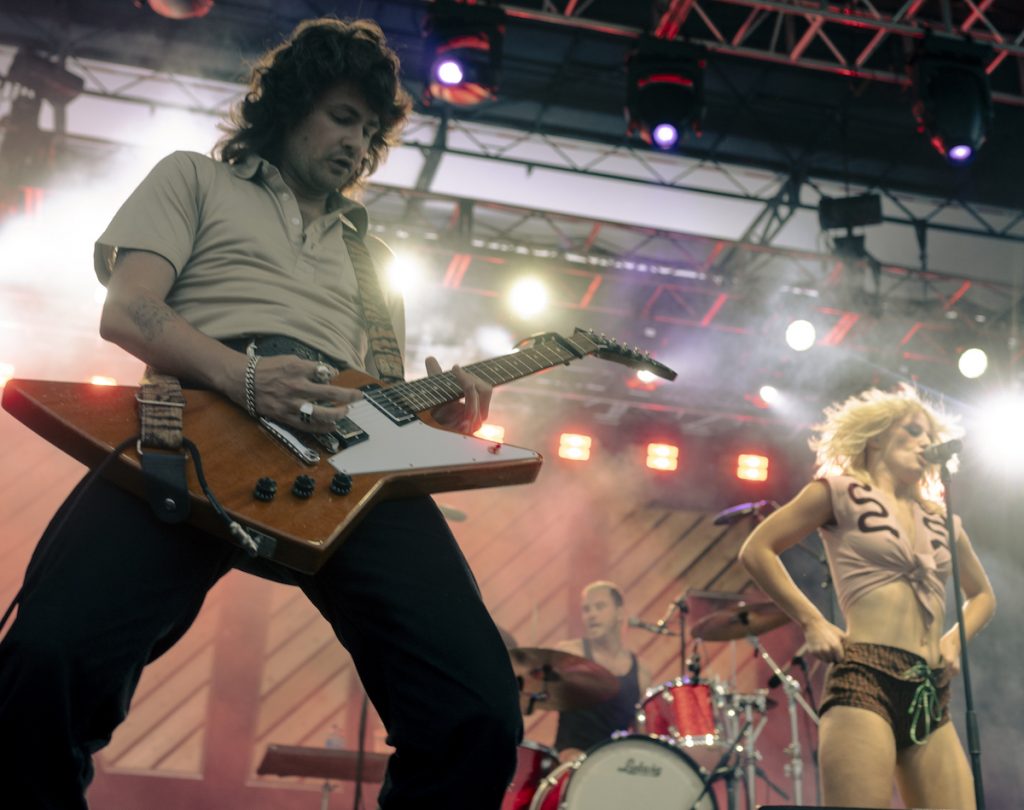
[215,18,411,187]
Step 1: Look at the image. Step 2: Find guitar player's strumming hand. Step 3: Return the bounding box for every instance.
[247,354,362,433]
[424,356,492,434]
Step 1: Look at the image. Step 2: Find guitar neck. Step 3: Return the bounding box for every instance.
[388,338,592,412]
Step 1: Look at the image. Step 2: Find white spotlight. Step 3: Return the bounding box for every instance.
[636,369,657,384]
[507,277,549,318]
[387,252,425,294]
[975,393,1024,473]
[785,319,816,352]
[958,348,988,379]
[759,385,780,404]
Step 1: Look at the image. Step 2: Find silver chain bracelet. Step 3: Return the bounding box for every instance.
[244,353,261,418]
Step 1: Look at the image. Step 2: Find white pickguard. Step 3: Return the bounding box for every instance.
[327,399,541,475]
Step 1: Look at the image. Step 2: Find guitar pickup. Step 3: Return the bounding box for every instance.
[331,416,369,449]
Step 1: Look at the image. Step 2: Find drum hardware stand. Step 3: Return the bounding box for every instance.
[688,716,753,810]
[732,692,772,810]
[750,637,819,806]
[939,460,986,810]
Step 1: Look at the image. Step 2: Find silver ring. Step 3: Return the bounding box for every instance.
[313,363,333,383]
[299,401,315,424]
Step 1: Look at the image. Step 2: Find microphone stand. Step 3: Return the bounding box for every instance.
[940,463,985,810]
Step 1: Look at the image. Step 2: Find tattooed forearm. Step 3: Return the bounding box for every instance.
[129,298,177,342]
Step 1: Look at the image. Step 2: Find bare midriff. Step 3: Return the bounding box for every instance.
[843,580,944,667]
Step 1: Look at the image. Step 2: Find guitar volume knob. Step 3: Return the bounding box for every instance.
[330,472,353,495]
[253,477,277,501]
[292,474,316,499]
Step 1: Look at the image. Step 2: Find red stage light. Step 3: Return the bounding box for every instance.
[558,433,592,461]
[474,423,505,442]
[89,375,117,386]
[736,453,769,482]
[146,0,214,19]
[646,443,679,471]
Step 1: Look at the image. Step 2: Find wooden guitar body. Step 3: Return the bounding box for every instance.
[2,374,541,573]
[2,328,676,573]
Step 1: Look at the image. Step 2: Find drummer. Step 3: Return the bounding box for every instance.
[553,580,652,762]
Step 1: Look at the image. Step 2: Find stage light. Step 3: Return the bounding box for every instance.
[958,347,988,379]
[423,1,506,107]
[6,49,85,106]
[948,144,973,163]
[435,58,465,86]
[507,277,549,318]
[911,34,993,164]
[626,37,706,150]
[736,453,769,482]
[89,375,117,386]
[646,443,679,472]
[818,194,883,232]
[387,251,426,294]
[558,433,592,462]
[636,369,658,384]
[975,393,1024,474]
[758,385,779,405]
[785,319,816,352]
[145,0,214,19]
[475,423,505,443]
[651,123,680,150]
[0,363,14,388]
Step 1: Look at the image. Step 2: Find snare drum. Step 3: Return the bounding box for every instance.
[529,734,716,810]
[503,740,560,810]
[636,678,721,748]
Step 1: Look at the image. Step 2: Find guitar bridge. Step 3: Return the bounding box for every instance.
[258,418,320,465]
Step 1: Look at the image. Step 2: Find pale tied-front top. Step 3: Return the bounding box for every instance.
[818,475,955,628]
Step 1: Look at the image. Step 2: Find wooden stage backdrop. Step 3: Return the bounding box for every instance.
[1,405,820,809]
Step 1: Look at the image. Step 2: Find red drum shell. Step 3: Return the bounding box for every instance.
[635,679,720,747]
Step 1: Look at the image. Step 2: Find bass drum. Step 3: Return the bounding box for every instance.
[530,734,717,810]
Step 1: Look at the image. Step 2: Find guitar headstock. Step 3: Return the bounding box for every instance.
[570,328,678,381]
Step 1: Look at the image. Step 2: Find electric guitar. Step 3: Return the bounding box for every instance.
[2,328,675,573]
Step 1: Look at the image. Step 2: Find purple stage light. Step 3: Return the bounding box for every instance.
[434,59,465,86]
[652,123,679,149]
[948,144,973,163]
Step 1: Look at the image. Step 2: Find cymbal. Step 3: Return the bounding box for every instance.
[689,601,790,641]
[256,744,389,783]
[508,647,619,713]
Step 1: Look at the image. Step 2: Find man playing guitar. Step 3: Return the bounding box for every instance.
[0,18,521,809]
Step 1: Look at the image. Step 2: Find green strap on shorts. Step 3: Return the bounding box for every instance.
[902,661,943,745]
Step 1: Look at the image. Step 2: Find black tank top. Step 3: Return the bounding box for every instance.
[554,639,641,752]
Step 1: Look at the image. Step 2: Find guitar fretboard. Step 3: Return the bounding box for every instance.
[382,337,594,413]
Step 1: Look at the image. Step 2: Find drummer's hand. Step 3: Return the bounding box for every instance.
[801,617,847,664]
[939,631,961,675]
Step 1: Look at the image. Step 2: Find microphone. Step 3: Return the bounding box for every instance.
[713,500,776,526]
[921,439,963,465]
[628,617,672,635]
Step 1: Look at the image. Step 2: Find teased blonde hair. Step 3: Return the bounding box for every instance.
[810,384,962,510]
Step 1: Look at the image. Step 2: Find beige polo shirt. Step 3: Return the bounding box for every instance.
[94,151,405,376]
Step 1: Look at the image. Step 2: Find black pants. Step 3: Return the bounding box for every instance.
[0,476,521,809]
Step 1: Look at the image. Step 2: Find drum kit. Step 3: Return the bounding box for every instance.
[503,592,820,810]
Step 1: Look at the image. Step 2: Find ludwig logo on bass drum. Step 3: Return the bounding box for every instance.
[616,757,662,777]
